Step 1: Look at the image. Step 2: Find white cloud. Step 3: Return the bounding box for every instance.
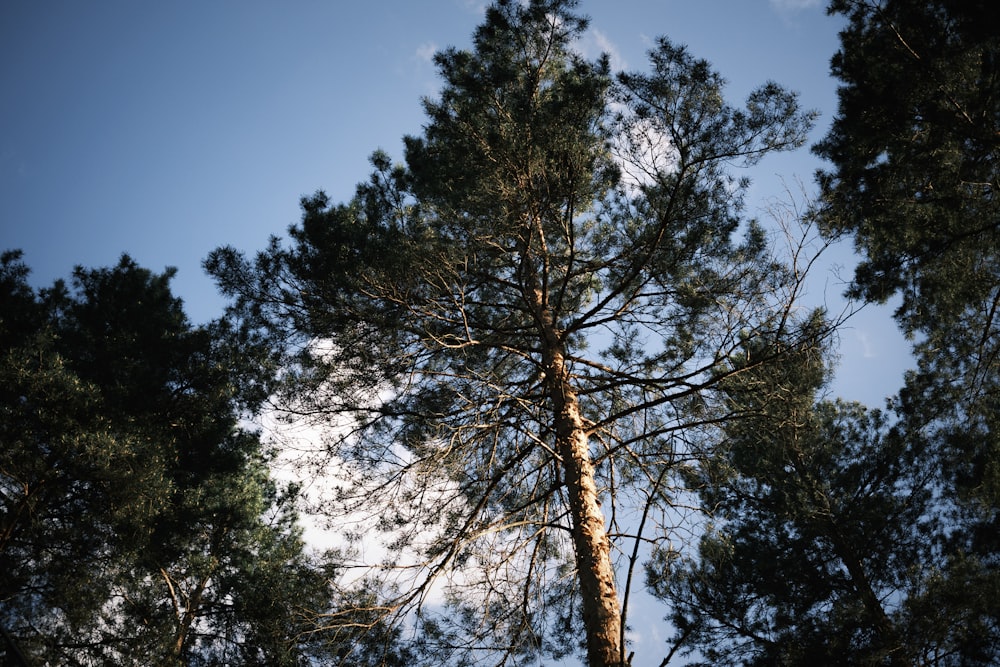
[462,0,489,14]
[415,41,439,64]
[576,28,627,71]
[769,0,822,11]
[855,329,876,358]
[593,28,626,70]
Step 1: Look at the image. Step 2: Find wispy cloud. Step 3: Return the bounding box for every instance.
[769,0,822,11]
[408,41,443,96]
[576,27,627,71]
[593,28,626,70]
[461,0,489,15]
[856,330,876,358]
[415,41,439,64]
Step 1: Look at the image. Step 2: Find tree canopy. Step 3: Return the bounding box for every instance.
[208,1,821,664]
[813,1,1000,661]
[9,1,1000,665]
[651,332,987,665]
[0,251,348,666]
[648,0,1000,664]
[637,2,1000,664]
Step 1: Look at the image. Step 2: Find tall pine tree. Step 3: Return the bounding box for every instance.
[0,252,345,666]
[208,1,820,664]
[814,1,1000,659]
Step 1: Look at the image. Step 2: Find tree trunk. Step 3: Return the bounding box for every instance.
[527,240,624,665]
[825,518,910,667]
[547,347,624,667]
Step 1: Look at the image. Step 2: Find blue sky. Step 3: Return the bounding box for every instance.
[2,1,916,663]
[1,0,911,408]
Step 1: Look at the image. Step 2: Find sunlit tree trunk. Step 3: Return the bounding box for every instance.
[536,281,623,666]
[550,364,623,667]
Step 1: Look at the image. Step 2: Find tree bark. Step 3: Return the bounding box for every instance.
[546,346,624,667]
[825,518,910,667]
[525,219,625,665]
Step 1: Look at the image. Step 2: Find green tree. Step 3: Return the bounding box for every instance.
[0,251,168,661]
[815,0,999,325]
[0,251,341,665]
[208,1,819,664]
[814,0,1000,507]
[648,326,996,665]
[814,0,1000,656]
